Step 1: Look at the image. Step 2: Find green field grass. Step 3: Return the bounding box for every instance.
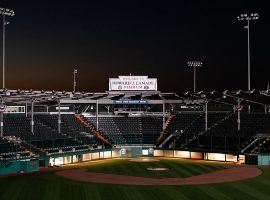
[82,158,225,178]
[0,158,270,200]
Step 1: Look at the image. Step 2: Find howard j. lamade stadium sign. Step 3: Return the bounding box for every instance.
[109,76,157,91]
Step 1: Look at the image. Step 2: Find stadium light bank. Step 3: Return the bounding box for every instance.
[237,13,259,91]
[187,61,203,93]
[0,7,15,89]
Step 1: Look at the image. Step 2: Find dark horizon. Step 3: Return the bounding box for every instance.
[0,0,269,92]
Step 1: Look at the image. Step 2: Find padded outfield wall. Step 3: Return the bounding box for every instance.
[0,159,39,175]
[1,148,261,176]
[43,147,244,168]
[258,154,270,165]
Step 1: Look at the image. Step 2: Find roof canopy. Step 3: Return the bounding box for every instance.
[0,89,269,106]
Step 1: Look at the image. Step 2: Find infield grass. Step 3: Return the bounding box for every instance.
[82,158,225,178]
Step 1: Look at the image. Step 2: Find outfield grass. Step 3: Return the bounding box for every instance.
[0,158,269,200]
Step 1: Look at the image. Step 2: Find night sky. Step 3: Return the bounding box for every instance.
[0,0,269,92]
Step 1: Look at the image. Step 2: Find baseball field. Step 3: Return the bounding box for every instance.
[0,158,269,200]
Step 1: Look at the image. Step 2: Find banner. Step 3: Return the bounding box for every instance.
[109,76,157,91]
[114,100,148,104]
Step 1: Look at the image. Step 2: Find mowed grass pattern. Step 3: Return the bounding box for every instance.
[83,158,225,178]
[0,158,269,200]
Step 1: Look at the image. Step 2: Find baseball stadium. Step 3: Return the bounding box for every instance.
[0,75,270,199]
[1,2,270,200]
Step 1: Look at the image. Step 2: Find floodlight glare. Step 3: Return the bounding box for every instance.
[237,13,259,21]
[187,61,203,67]
[0,8,15,16]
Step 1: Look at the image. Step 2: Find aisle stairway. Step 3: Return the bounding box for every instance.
[75,115,113,147]
[156,114,176,147]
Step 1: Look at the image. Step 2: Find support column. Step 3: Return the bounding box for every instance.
[224,136,227,161]
[193,66,196,92]
[25,103,27,117]
[3,15,6,88]
[162,100,166,129]
[210,135,213,152]
[171,104,175,113]
[205,101,208,131]
[31,100,34,134]
[96,100,99,131]
[58,99,61,133]
[0,110,3,137]
[0,99,4,137]
[237,100,241,131]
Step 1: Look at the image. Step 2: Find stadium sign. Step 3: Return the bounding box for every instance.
[114,100,148,104]
[55,106,70,110]
[3,106,25,113]
[109,76,157,91]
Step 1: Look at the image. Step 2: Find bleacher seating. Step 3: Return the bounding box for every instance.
[35,114,99,146]
[142,117,163,144]
[3,114,96,155]
[172,113,270,154]
[3,115,66,141]
[86,116,163,145]
[1,112,270,156]
[0,137,32,161]
[163,113,204,148]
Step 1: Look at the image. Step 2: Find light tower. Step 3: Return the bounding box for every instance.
[0,7,15,89]
[73,69,77,93]
[187,61,203,92]
[237,13,259,91]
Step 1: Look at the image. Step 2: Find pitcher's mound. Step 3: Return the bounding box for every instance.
[147,167,168,171]
[129,157,160,162]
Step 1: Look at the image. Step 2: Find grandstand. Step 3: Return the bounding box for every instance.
[0,76,270,174]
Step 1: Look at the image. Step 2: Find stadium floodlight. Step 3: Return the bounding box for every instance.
[237,13,259,91]
[0,8,15,16]
[187,61,203,93]
[0,7,15,89]
[73,69,78,93]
